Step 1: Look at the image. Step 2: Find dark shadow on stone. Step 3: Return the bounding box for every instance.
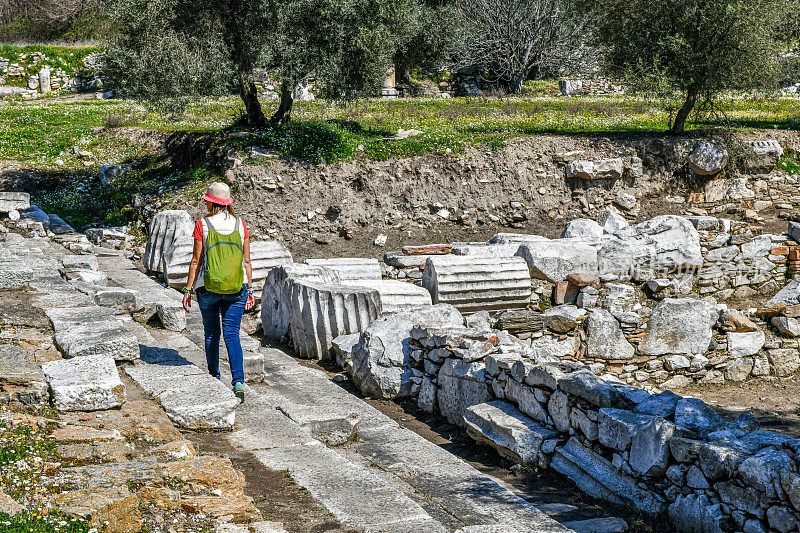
[138,345,193,366]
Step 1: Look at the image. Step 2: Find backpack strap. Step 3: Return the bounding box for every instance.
[204,217,215,232]
[234,217,240,234]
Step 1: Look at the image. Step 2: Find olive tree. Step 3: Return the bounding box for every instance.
[455,0,592,93]
[105,0,447,126]
[587,0,787,133]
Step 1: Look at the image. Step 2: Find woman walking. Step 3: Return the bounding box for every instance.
[182,182,255,402]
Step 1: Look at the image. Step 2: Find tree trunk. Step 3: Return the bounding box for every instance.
[270,83,294,126]
[670,86,699,134]
[510,72,525,94]
[238,70,265,127]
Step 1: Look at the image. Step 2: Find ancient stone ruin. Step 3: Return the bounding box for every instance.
[3,135,800,532]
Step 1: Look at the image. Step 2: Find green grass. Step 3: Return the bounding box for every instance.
[1,92,797,229]
[3,93,798,167]
[0,44,100,88]
[0,511,94,533]
[778,149,800,174]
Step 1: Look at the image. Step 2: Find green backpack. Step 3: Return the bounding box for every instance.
[203,217,244,294]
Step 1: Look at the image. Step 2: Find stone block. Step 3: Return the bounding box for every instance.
[351,304,462,398]
[640,298,717,356]
[46,307,139,361]
[94,288,141,314]
[305,257,382,281]
[464,401,558,465]
[156,301,187,331]
[43,354,125,411]
[566,159,624,180]
[743,140,784,171]
[550,437,663,514]
[345,279,432,315]
[437,358,492,428]
[515,240,599,282]
[261,264,340,340]
[423,256,531,314]
[0,192,30,212]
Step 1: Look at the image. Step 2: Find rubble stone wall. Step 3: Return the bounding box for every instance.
[404,324,800,532]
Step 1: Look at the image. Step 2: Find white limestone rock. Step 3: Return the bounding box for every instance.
[261,264,340,340]
[289,281,382,360]
[560,219,603,239]
[46,307,139,361]
[351,304,463,399]
[616,215,703,276]
[438,358,493,428]
[43,355,125,411]
[566,159,624,180]
[640,298,717,356]
[515,240,599,282]
[305,257,382,281]
[585,309,634,360]
[345,280,432,315]
[728,330,765,357]
[0,192,30,213]
[597,209,629,235]
[688,141,728,176]
[156,301,187,331]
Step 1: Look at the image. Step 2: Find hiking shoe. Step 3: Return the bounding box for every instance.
[233,382,245,403]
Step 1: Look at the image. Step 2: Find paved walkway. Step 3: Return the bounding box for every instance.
[93,251,570,532]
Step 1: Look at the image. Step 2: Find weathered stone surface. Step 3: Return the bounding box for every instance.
[422,255,531,314]
[558,370,622,408]
[719,309,759,332]
[597,408,652,451]
[515,240,599,282]
[62,255,99,270]
[668,494,724,533]
[0,260,33,289]
[616,215,703,275]
[728,331,765,357]
[743,140,784,171]
[0,191,30,212]
[46,307,139,361]
[43,354,125,411]
[351,304,463,399]
[94,288,141,314]
[125,363,239,430]
[772,316,800,338]
[261,264,340,340]
[561,219,603,239]
[724,357,754,382]
[597,209,629,235]
[739,448,795,499]
[249,240,294,290]
[586,309,634,360]
[438,358,492,428]
[48,214,75,234]
[767,506,799,533]
[156,301,186,331]
[716,480,764,518]
[688,141,728,175]
[674,398,723,437]
[530,334,580,360]
[562,518,629,533]
[634,391,680,417]
[0,344,48,406]
[163,235,194,289]
[346,279,432,315]
[305,257,382,281]
[629,416,675,477]
[464,401,558,465]
[768,349,800,376]
[289,281,382,360]
[53,486,141,533]
[640,298,717,356]
[566,159,624,181]
[277,402,360,446]
[550,437,663,514]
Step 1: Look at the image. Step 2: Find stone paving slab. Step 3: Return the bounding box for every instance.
[45,306,139,361]
[252,443,438,531]
[42,354,125,411]
[125,360,238,430]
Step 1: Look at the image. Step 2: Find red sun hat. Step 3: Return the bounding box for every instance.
[201,182,233,206]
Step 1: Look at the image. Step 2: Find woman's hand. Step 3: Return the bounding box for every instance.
[245,294,255,311]
[182,292,192,312]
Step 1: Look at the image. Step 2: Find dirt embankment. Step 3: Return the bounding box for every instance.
[148,130,799,261]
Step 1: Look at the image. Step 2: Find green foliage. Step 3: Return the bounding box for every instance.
[778,150,800,174]
[104,0,454,123]
[586,0,788,131]
[0,511,94,533]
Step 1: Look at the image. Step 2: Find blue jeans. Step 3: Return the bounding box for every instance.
[196,285,247,386]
